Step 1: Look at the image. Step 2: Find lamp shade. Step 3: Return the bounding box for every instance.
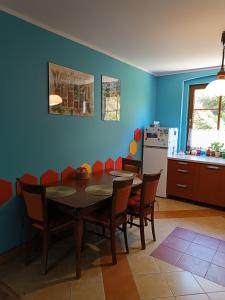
[205,79,225,97]
[49,94,62,106]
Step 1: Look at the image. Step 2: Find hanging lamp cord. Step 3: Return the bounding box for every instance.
[220,31,225,72]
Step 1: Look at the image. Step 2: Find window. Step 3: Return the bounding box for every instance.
[187,84,225,148]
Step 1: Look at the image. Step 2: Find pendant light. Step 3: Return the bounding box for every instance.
[49,94,62,106]
[205,31,225,96]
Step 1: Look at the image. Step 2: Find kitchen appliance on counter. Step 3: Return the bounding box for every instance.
[143,127,178,197]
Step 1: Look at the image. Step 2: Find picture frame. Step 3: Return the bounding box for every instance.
[48,63,94,116]
[101,75,120,121]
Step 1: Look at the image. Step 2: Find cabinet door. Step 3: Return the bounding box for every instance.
[197,164,225,207]
[167,159,199,200]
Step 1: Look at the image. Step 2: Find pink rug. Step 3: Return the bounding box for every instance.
[151,227,225,287]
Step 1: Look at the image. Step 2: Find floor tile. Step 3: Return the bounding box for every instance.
[162,235,191,252]
[154,258,183,273]
[162,271,204,296]
[193,234,221,250]
[185,243,216,262]
[207,291,225,299]
[205,264,225,287]
[151,245,183,265]
[171,228,197,242]
[217,241,225,253]
[135,273,173,299]
[175,294,209,300]
[212,251,225,268]
[128,254,160,274]
[193,275,225,293]
[176,254,210,277]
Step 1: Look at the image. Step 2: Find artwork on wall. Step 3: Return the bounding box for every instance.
[48,63,94,116]
[101,75,120,121]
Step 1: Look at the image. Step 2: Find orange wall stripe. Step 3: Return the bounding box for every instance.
[0,179,13,205]
[92,160,103,173]
[40,169,59,186]
[16,173,38,196]
[115,156,122,170]
[105,158,114,171]
[61,166,76,182]
[134,128,142,142]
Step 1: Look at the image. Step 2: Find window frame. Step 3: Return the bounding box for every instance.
[187,84,223,147]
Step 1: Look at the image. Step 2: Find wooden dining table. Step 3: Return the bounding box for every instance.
[46,171,142,279]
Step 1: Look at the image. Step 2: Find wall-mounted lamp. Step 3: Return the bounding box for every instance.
[49,94,62,106]
[205,31,225,96]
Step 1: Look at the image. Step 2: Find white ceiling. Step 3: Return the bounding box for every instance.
[1,0,225,75]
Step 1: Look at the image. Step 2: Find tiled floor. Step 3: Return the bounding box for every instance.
[1,197,225,300]
[151,227,225,285]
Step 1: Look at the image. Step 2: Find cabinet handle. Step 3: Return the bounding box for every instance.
[177,162,188,165]
[207,165,220,170]
[177,169,189,173]
[176,184,188,189]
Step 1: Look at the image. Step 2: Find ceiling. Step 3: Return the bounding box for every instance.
[1,0,225,75]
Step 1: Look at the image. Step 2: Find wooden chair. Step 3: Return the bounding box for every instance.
[122,158,142,174]
[17,179,74,274]
[83,178,133,264]
[127,171,162,249]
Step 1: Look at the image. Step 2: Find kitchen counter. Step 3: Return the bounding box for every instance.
[168,154,225,166]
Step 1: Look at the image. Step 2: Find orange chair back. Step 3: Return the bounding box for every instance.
[112,178,133,216]
[17,179,46,222]
[141,171,162,206]
[122,158,142,174]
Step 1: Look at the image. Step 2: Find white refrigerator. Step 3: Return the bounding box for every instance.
[143,127,178,197]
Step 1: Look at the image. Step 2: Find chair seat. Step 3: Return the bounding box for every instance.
[32,212,74,232]
[128,194,140,206]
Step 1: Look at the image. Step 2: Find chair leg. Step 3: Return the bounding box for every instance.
[123,222,129,254]
[25,221,32,265]
[151,209,156,241]
[42,230,48,274]
[140,216,146,250]
[130,215,133,228]
[110,226,117,265]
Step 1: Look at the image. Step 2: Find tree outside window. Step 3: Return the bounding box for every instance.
[187,84,225,148]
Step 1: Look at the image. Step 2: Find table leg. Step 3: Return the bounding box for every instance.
[74,217,83,279]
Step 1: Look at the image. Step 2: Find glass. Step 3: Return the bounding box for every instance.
[194,89,218,109]
[193,110,218,130]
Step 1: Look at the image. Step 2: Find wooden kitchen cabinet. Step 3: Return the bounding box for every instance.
[167,158,225,207]
[167,159,199,201]
[197,164,225,206]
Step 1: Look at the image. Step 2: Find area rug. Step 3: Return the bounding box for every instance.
[151,227,225,287]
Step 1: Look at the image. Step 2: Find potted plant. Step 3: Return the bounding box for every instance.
[210,142,224,158]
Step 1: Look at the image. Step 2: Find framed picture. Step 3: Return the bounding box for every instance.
[101,75,120,121]
[48,63,94,116]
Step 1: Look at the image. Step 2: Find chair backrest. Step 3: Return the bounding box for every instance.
[111,178,133,217]
[122,158,142,174]
[140,170,162,207]
[17,179,46,222]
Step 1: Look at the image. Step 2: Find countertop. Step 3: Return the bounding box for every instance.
[168,154,225,166]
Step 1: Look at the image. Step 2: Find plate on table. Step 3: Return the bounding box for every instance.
[85,185,113,196]
[46,186,76,198]
[109,170,135,177]
[113,177,142,186]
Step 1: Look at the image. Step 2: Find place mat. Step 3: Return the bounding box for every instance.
[46,186,76,198]
[113,177,142,186]
[85,185,113,196]
[109,170,135,177]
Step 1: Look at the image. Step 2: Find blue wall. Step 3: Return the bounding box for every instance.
[0,11,156,253]
[155,69,218,150]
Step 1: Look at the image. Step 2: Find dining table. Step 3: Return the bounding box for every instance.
[46,170,142,279]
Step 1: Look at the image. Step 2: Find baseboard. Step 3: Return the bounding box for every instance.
[0,244,25,265]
